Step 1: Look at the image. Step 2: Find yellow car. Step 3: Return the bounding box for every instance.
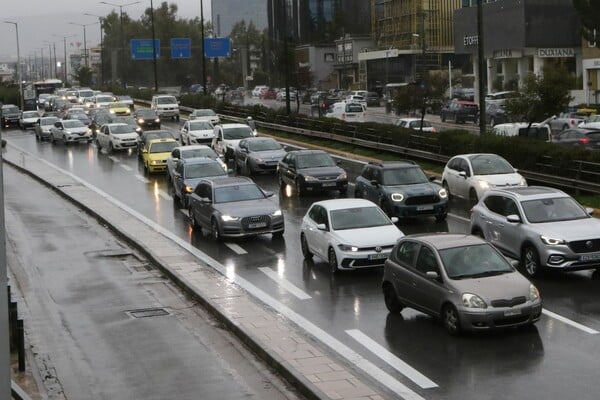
[108,102,131,116]
[142,138,178,173]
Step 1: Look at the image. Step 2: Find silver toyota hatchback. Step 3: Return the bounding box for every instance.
[470,186,600,278]
[382,233,542,335]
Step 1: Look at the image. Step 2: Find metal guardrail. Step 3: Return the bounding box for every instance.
[134,99,600,195]
[11,380,32,400]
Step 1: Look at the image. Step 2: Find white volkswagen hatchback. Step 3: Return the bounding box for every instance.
[441,153,526,204]
[300,198,404,273]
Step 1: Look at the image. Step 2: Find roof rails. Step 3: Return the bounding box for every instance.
[367,160,417,167]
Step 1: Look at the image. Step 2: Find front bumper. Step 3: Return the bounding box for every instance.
[539,244,600,271]
[302,179,348,193]
[391,202,448,219]
[219,215,285,238]
[337,247,395,270]
[457,301,543,331]
[64,133,92,143]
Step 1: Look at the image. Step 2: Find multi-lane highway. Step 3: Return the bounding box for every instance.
[3,116,599,400]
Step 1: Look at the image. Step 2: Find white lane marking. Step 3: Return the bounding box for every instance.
[120,164,133,172]
[179,208,189,217]
[225,242,248,255]
[542,309,599,334]
[134,174,150,184]
[448,213,469,222]
[258,267,312,300]
[346,329,437,389]
[108,156,120,163]
[158,190,172,201]
[23,150,427,400]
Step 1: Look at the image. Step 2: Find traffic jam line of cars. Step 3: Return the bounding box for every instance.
[11,100,600,339]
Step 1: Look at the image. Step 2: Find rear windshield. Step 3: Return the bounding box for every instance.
[110,125,135,134]
[222,126,253,140]
[346,104,364,113]
[156,96,177,104]
[185,163,226,179]
[150,141,177,153]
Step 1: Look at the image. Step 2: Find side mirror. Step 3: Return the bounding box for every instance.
[370,179,379,186]
[428,176,437,182]
[586,207,594,216]
[263,190,274,198]
[426,271,440,280]
[199,197,211,204]
[506,214,521,223]
[390,216,399,224]
[142,149,148,153]
[459,171,467,178]
[316,223,328,231]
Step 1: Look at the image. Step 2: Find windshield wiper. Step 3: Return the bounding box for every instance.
[467,270,509,278]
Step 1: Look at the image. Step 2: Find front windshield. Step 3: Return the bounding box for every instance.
[189,121,213,130]
[113,117,137,126]
[111,125,135,134]
[96,96,113,103]
[297,153,335,168]
[330,206,391,230]
[194,109,216,117]
[521,196,588,223]
[248,139,282,152]
[346,104,364,113]
[78,90,93,97]
[23,112,39,118]
[185,163,226,179]
[223,127,253,140]
[469,154,514,175]
[214,184,265,203]
[41,117,59,126]
[4,106,19,113]
[146,132,173,141]
[110,103,128,109]
[150,141,177,153]
[157,97,176,104]
[137,110,156,118]
[63,120,85,128]
[409,120,432,128]
[381,167,428,185]
[181,148,217,159]
[440,244,513,279]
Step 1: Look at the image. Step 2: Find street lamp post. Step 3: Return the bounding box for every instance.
[200,0,207,94]
[53,34,77,86]
[150,0,158,92]
[84,13,105,86]
[69,21,99,68]
[100,1,141,89]
[4,21,23,110]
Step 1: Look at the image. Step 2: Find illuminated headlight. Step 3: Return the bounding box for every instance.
[110,109,116,114]
[529,284,540,301]
[519,178,527,186]
[65,130,72,134]
[439,188,448,199]
[337,172,347,180]
[304,175,318,182]
[391,193,404,202]
[338,244,358,252]
[271,209,282,216]
[87,129,92,135]
[155,118,160,123]
[184,185,194,193]
[138,118,145,123]
[462,293,487,309]
[477,180,490,189]
[540,235,566,245]
[221,215,240,222]
[150,160,159,165]
[254,157,264,163]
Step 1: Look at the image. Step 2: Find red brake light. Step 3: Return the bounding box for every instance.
[579,136,590,144]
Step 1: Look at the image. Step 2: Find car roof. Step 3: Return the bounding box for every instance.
[221,123,251,129]
[148,137,177,144]
[177,144,211,151]
[201,176,254,187]
[289,149,327,155]
[367,160,417,169]
[312,198,381,211]
[402,233,485,250]
[104,123,129,127]
[180,157,220,165]
[485,185,568,199]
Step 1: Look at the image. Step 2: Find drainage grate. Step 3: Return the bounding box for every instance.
[126,308,170,319]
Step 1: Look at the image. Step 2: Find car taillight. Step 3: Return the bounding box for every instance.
[342,113,346,120]
[579,136,590,145]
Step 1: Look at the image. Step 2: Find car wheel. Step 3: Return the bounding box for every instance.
[187,137,192,146]
[339,186,347,196]
[295,179,303,196]
[35,134,40,141]
[51,135,56,145]
[180,194,187,209]
[180,135,185,145]
[211,218,221,241]
[272,230,284,239]
[300,234,313,259]
[189,208,201,232]
[328,247,338,274]
[245,160,252,175]
[442,304,461,335]
[469,188,478,205]
[277,173,285,189]
[435,213,447,222]
[441,113,446,122]
[521,245,542,278]
[175,115,180,122]
[442,181,452,199]
[383,283,403,313]
[108,142,114,153]
[472,228,484,239]
[562,124,569,131]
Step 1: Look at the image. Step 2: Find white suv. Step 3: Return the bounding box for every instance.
[96,123,139,153]
[151,95,180,121]
[211,123,255,163]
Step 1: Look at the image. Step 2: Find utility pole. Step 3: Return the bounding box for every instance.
[150,0,158,92]
[477,0,486,134]
[200,0,207,94]
[53,34,77,86]
[283,0,291,114]
[4,21,23,110]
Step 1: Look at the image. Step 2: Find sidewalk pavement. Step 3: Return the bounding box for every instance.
[2,144,398,400]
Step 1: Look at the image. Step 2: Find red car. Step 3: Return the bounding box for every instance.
[260,88,277,100]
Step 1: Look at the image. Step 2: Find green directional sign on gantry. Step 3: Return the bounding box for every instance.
[130,39,160,60]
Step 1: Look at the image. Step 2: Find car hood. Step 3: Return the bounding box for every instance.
[449,271,531,302]
[183,175,225,188]
[23,117,39,122]
[189,129,215,137]
[473,173,523,186]
[214,199,278,216]
[65,127,89,134]
[333,225,403,247]
[298,166,345,177]
[148,152,171,160]
[384,182,439,195]
[251,149,287,160]
[527,218,600,240]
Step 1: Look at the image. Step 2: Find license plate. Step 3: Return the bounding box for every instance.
[504,308,522,317]
[322,182,336,187]
[580,253,600,261]
[416,205,434,211]
[248,222,267,229]
[368,253,389,260]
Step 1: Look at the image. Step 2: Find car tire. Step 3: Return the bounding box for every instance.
[383,283,403,313]
[472,227,484,239]
[435,213,447,222]
[295,179,303,196]
[442,181,452,199]
[272,230,284,239]
[108,142,114,154]
[441,113,446,122]
[189,208,200,232]
[328,247,338,274]
[180,135,185,145]
[35,134,40,141]
[277,173,285,189]
[51,135,56,145]
[301,234,313,259]
[469,188,478,205]
[521,245,542,278]
[339,186,347,196]
[211,218,221,241]
[442,304,461,335]
[187,137,192,146]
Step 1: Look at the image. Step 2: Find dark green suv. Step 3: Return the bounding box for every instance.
[354,161,448,221]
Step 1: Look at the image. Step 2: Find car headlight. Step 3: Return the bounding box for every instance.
[338,244,358,252]
[271,209,282,216]
[439,188,448,199]
[519,177,527,186]
[253,157,264,163]
[221,215,240,222]
[150,160,159,165]
[304,175,318,182]
[529,284,540,301]
[155,118,160,123]
[462,293,487,309]
[337,172,347,180]
[184,185,194,193]
[138,118,145,123]
[87,129,92,135]
[110,110,115,114]
[477,180,490,189]
[540,235,566,245]
[391,193,404,202]
[65,130,72,134]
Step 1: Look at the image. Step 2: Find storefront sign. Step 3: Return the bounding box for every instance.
[537,48,575,58]
[493,49,522,59]
[463,35,479,46]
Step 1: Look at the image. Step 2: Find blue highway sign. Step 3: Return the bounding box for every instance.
[171,38,191,59]
[131,39,160,60]
[204,38,231,58]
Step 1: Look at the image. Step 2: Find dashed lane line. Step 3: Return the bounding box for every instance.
[542,309,599,334]
[225,243,248,255]
[134,174,150,184]
[258,267,312,300]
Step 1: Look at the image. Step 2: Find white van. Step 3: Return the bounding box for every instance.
[151,95,180,121]
[325,102,366,123]
[485,91,519,106]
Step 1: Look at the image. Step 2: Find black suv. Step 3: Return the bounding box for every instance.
[354,161,448,221]
[1,104,21,128]
[277,150,348,196]
[440,100,479,124]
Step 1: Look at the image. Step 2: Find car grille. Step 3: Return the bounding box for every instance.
[316,176,339,181]
[241,215,270,231]
[342,258,386,268]
[355,244,395,252]
[568,239,600,253]
[405,195,439,206]
[493,315,530,327]
[491,296,526,308]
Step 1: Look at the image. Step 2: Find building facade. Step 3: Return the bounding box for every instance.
[212,0,268,37]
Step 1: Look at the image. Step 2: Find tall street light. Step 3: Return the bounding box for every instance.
[69,21,99,68]
[53,34,77,86]
[150,0,158,92]
[100,1,141,89]
[200,0,207,94]
[4,21,23,110]
[84,13,105,86]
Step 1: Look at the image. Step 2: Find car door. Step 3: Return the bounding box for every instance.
[356,165,376,202]
[443,158,463,197]
[97,125,108,147]
[172,161,185,199]
[189,182,212,229]
[180,121,189,143]
[387,240,421,307]
[491,196,523,258]
[167,148,180,178]
[303,205,329,260]
[213,128,226,155]
[412,246,446,316]
[279,153,297,186]
[453,158,472,199]
[236,139,249,167]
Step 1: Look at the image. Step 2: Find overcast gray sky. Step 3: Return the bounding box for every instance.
[1,0,211,62]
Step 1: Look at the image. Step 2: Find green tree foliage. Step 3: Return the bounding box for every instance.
[504,64,574,124]
[74,67,93,87]
[573,0,600,43]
